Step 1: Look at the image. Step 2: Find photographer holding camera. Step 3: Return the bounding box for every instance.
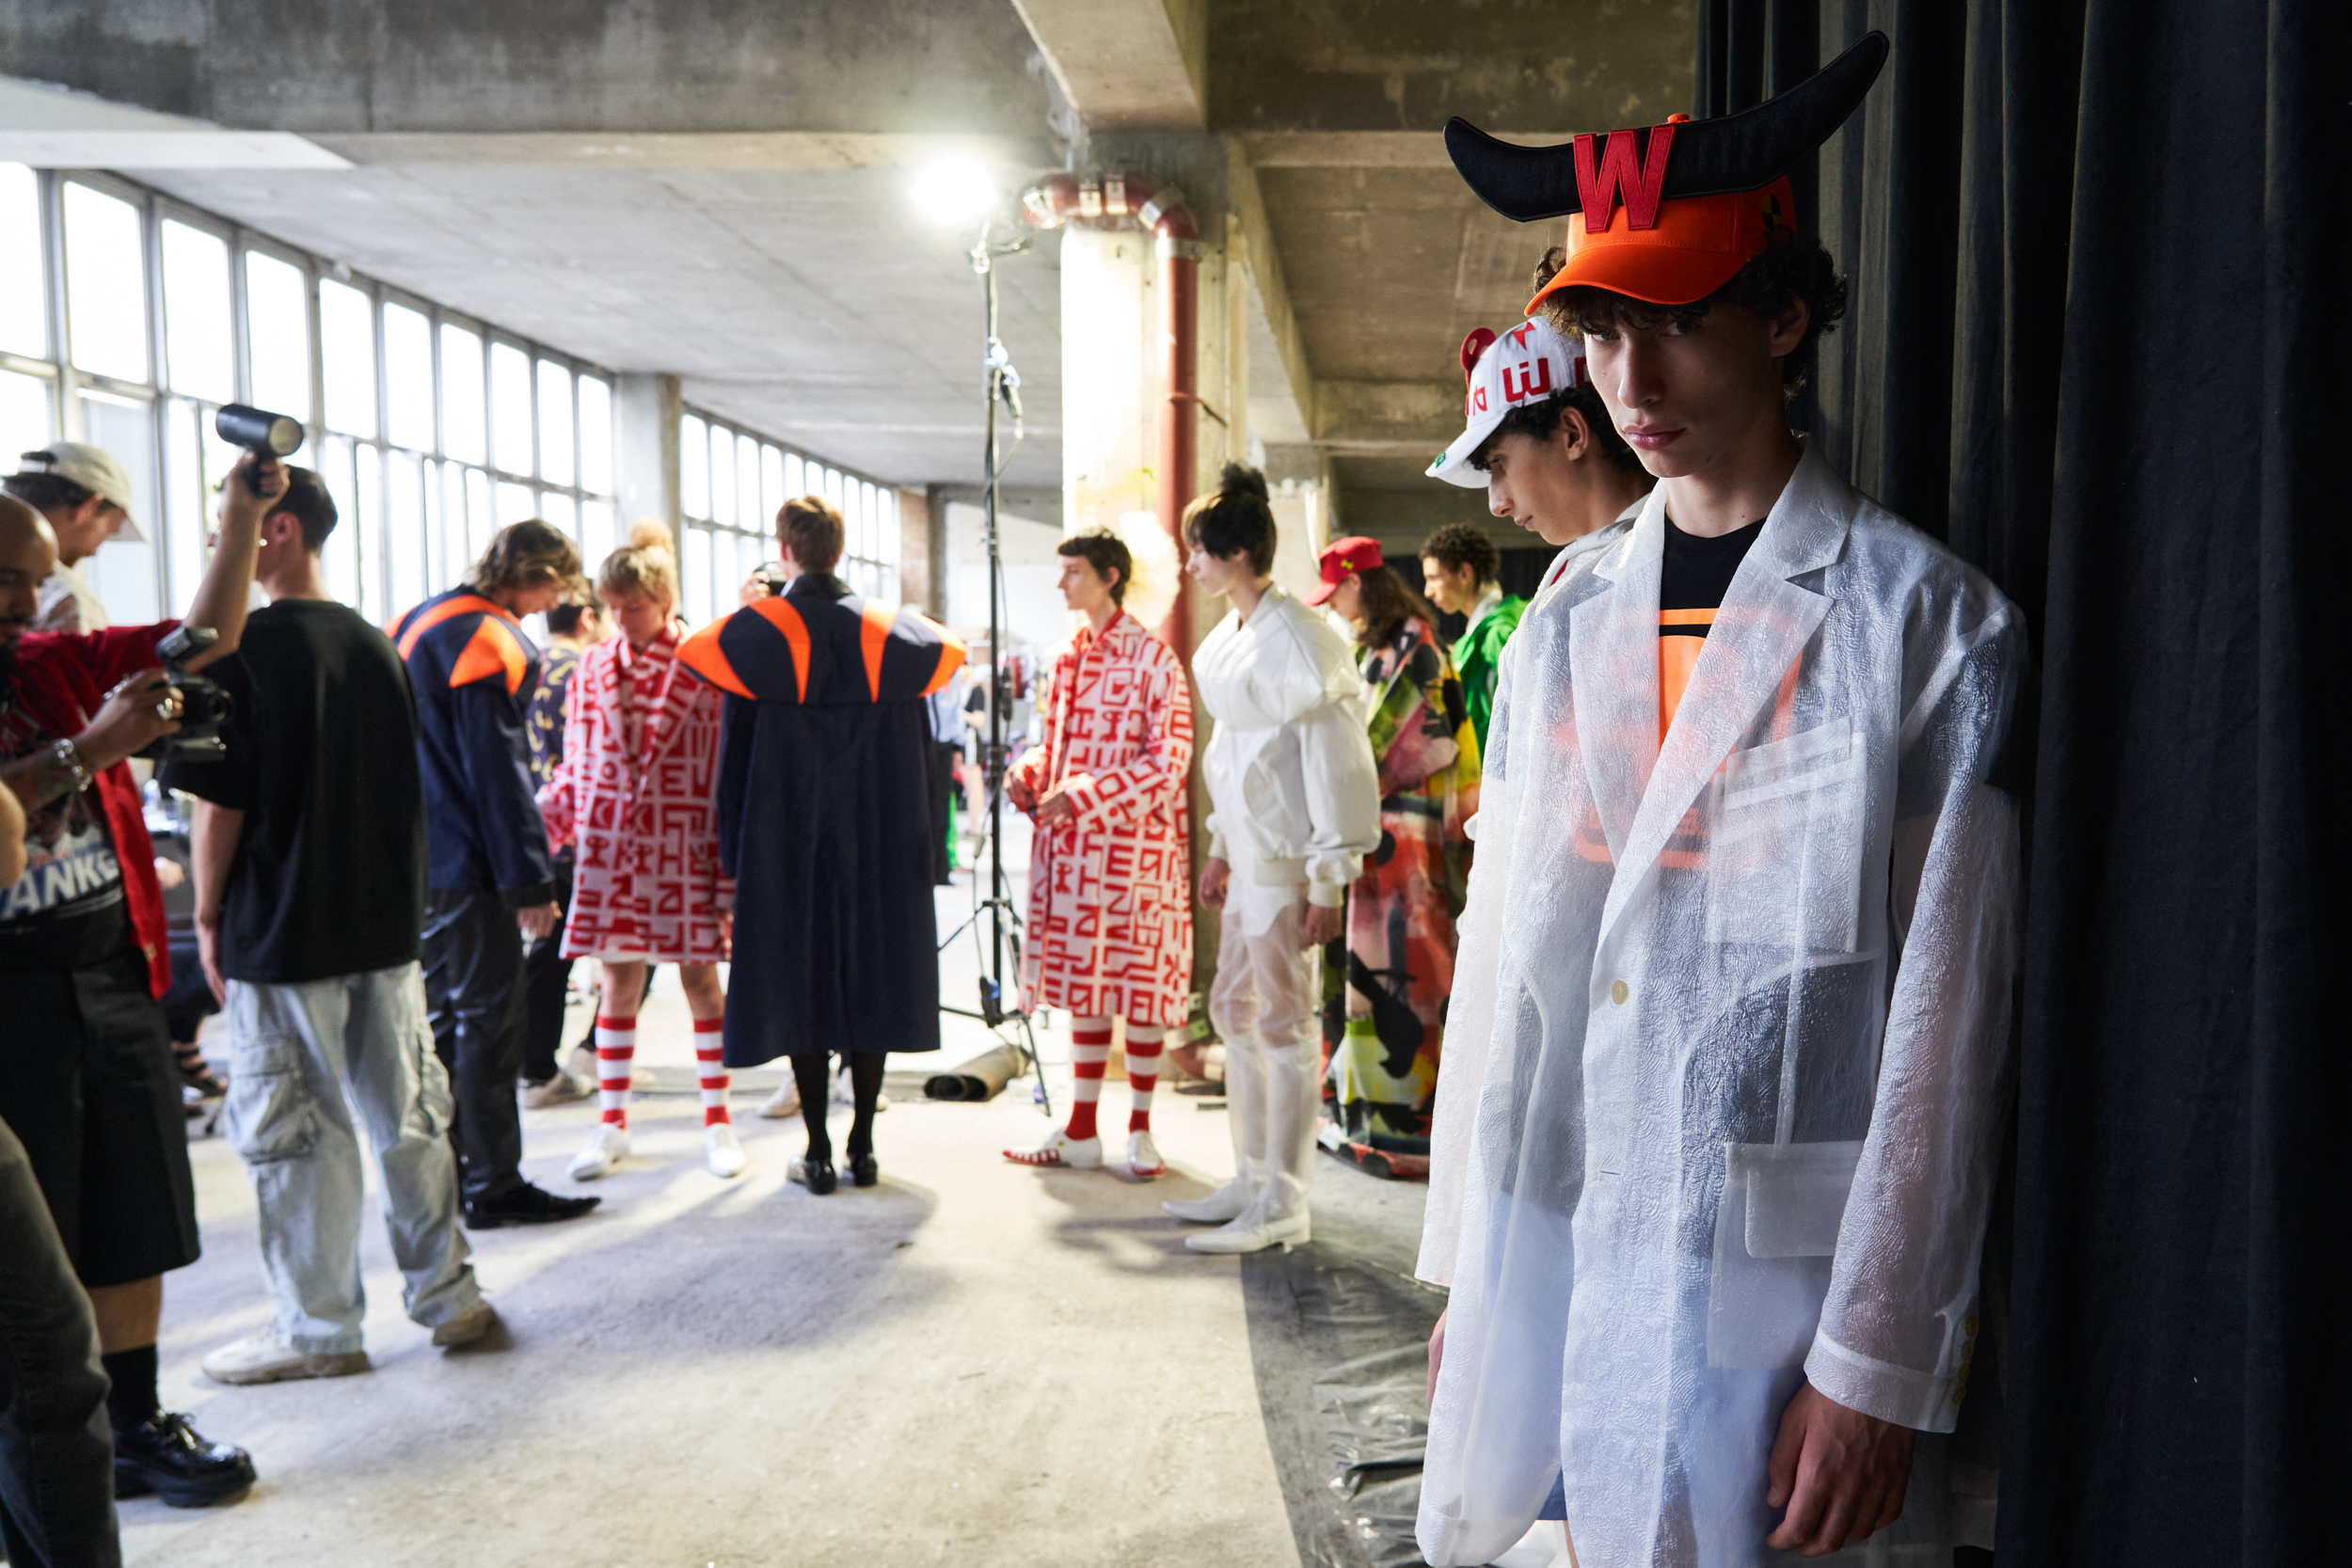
[0,448,281,1511]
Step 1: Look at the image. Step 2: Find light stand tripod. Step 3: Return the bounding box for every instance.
[934,215,1050,1116]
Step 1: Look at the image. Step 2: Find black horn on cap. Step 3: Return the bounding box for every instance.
[1444,31,1889,223]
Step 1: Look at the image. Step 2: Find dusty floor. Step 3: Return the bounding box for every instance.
[119,875,1425,1568]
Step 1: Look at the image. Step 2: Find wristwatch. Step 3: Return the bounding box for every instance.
[49,736,92,793]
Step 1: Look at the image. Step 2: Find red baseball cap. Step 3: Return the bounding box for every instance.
[1307,536,1382,607]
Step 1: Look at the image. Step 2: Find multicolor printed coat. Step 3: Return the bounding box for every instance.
[536,625,732,963]
[1014,610,1196,1028]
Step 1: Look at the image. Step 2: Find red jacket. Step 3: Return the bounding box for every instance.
[9,625,174,997]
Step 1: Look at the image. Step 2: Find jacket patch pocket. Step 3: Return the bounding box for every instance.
[1706,719,1867,953]
[223,1034,317,1164]
[1705,1140,1864,1370]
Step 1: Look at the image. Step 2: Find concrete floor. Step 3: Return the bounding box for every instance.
[123,875,1349,1568]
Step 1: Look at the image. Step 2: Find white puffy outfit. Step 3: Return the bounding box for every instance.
[1194,585,1381,1212]
[1418,451,2024,1567]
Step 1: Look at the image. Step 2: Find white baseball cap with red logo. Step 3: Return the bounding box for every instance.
[1425,317,1589,489]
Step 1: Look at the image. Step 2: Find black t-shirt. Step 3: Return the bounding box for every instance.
[163,599,427,984]
[0,686,132,970]
[1657,515,1765,736]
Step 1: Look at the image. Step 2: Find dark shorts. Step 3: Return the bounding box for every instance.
[0,951,201,1288]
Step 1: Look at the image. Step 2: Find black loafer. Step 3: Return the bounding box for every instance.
[849,1154,879,1188]
[114,1412,255,1507]
[465,1181,601,1229]
[792,1155,838,1195]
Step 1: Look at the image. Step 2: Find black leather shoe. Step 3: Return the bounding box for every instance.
[465,1181,601,1229]
[849,1154,879,1188]
[114,1412,255,1507]
[792,1155,837,1195]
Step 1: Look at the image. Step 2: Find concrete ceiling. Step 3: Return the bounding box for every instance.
[1,0,1696,530]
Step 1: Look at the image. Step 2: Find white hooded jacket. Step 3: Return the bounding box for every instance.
[1194,583,1380,907]
[1418,449,2024,1567]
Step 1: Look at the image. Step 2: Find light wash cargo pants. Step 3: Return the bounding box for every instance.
[223,963,482,1354]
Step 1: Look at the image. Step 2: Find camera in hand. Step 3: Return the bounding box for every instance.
[135,625,234,762]
[751,561,790,596]
[214,404,306,494]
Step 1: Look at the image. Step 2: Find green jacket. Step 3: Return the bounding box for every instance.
[1451,592,1526,756]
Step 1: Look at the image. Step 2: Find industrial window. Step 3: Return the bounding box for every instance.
[0,164,620,626]
[677,406,900,623]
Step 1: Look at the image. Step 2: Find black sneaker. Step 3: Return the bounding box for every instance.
[114,1412,255,1507]
[464,1181,601,1229]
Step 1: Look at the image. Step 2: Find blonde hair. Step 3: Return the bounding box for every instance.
[598,517,679,608]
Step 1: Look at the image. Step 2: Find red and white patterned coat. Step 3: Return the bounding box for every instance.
[536,626,733,963]
[1013,610,1195,1027]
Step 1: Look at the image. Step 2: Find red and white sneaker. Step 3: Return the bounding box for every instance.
[1003,1128,1103,1168]
[1126,1132,1166,1179]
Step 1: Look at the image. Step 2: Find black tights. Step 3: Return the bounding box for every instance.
[792,1052,884,1163]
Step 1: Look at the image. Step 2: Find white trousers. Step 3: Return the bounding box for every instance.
[1207,875,1320,1214]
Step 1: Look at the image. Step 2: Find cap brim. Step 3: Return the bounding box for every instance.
[1302,578,1342,607]
[108,513,144,544]
[1425,406,1506,488]
[1526,243,1751,313]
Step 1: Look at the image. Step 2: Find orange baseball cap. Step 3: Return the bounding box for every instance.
[1444,32,1886,309]
[1307,536,1382,607]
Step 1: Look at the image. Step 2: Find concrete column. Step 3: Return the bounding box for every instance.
[896,485,935,612]
[613,372,679,531]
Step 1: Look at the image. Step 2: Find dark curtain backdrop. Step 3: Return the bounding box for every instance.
[1698,2,2352,1562]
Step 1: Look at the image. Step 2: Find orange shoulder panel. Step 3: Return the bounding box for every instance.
[675,618,755,700]
[857,599,897,702]
[746,596,813,704]
[395,593,507,661]
[449,618,530,694]
[917,615,968,698]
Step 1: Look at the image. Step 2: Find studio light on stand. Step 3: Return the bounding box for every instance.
[914,159,1049,1115]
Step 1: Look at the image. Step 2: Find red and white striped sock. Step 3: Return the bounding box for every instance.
[1124,1022,1165,1133]
[694,1017,730,1127]
[596,1014,636,1129]
[1066,1018,1111,1143]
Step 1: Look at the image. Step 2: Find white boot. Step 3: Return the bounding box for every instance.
[568,1122,629,1180]
[1186,1042,1314,1250]
[1167,1034,1268,1222]
[704,1123,748,1178]
[1163,1172,1256,1222]
[1184,1193,1311,1253]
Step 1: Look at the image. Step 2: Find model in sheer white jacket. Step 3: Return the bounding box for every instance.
[1167,466,1380,1256]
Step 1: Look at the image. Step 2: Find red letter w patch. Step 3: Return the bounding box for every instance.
[1575,123,1677,234]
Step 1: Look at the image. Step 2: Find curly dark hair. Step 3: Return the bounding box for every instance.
[1531,233,1850,398]
[1468,385,1644,474]
[1420,522,1500,587]
[1057,528,1133,605]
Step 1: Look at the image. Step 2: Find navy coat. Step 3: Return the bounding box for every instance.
[677,574,965,1066]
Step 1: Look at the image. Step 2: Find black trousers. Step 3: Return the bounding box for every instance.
[520,854,575,1085]
[420,889,527,1204]
[0,1117,120,1568]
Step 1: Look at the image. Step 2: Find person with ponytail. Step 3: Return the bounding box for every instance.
[537,520,745,1180]
[1168,466,1380,1254]
[1001,526,1195,1180]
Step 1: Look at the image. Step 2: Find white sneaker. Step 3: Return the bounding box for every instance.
[1003,1128,1103,1169]
[567,1122,630,1180]
[1163,1173,1256,1224]
[1184,1200,1311,1254]
[705,1123,748,1179]
[1127,1131,1166,1179]
[831,1068,890,1112]
[758,1079,802,1119]
[430,1301,499,1348]
[200,1328,369,1386]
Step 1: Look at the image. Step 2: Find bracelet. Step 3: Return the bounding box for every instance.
[50,737,92,793]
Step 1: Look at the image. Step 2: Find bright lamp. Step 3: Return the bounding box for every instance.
[910,160,999,224]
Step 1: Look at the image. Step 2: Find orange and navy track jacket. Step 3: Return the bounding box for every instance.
[388,587,556,907]
[675,573,964,1066]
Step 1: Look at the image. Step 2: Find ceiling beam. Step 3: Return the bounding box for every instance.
[1311,380,1459,459]
[1009,0,1207,132]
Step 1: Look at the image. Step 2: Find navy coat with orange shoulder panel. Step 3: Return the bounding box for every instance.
[389,588,557,908]
[677,573,964,1067]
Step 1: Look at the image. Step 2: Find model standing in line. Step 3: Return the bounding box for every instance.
[1168,466,1380,1254]
[539,522,743,1181]
[1416,525,1522,761]
[1002,529,1194,1180]
[1417,37,2024,1566]
[1310,537,1479,1173]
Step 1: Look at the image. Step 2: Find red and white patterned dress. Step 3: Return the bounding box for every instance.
[537,626,733,963]
[1014,610,1195,1027]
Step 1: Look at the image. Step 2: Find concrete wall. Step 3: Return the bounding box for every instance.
[0,0,1055,135]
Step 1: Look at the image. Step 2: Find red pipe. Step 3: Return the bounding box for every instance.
[1019,173,1199,661]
